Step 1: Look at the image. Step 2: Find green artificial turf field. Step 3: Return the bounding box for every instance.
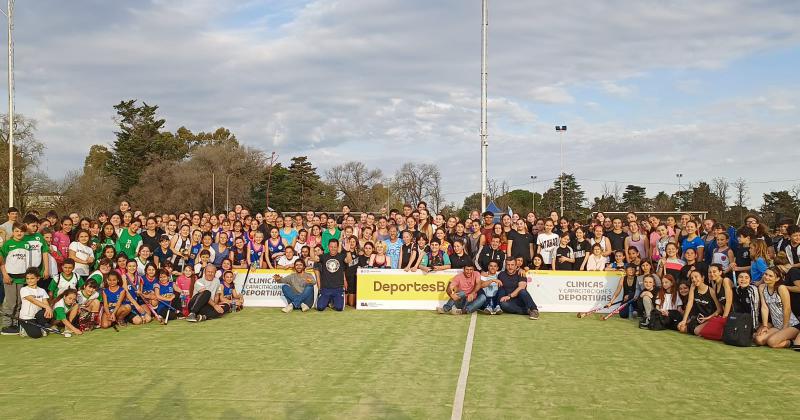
[0,309,796,419]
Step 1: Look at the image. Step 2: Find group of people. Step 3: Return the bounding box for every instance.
[0,199,797,350]
[575,211,800,351]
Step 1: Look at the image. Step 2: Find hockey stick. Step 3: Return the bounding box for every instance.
[577,301,622,318]
[1,311,64,336]
[236,263,254,309]
[602,300,633,321]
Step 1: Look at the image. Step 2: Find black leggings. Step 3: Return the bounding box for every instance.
[21,309,53,339]
[188,291,223,319]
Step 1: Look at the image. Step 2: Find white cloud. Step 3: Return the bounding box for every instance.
[3,0,800,208]
[529,86,575,104]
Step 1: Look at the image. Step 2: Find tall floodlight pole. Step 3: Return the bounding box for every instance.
[479,0,488,212]
[555,125,567,216]
[530,175,537,214]
[3,0,14,207]
[676,173,683,211]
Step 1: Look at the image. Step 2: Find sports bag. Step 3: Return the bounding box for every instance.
[722,312,753,347]
[648,310,668,331]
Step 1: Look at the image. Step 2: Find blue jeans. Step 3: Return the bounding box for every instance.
[443,291,487,313]
[497,288,538,315]
[317,287,344,311]
[282,284,314,309]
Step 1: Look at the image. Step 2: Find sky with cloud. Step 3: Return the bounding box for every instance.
[5,0,800,209]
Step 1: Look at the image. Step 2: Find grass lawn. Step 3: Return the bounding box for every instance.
[0,309,796,419]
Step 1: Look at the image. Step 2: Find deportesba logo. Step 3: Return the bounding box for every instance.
[373,281,447,294]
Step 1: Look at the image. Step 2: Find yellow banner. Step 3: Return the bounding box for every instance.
[357,268,459,310]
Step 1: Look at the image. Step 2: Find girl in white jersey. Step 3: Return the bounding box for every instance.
[590,225,612,257]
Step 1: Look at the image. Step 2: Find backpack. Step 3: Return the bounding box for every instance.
[648,310,668,331]
[722,312,753,347]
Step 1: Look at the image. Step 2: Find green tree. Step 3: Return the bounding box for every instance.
[286,156,322,210]
[685,182,726,219]
[622,185,648,211]
[106,100,188,195]
[175,126,238,151]
[760,191,799,226]
[459,193,481,220]
[539,174,587,220]
[651,191,675,211]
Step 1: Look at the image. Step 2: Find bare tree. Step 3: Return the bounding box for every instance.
[325,161,383,211]
[128,144,267,213]
[393,162,443,211]
[55,168,119,216]
[0,114,51,213]
[712,177,730,207]
[733,178,748,208]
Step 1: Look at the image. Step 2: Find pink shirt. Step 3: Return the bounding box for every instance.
[176,275,192,295]
[52,231,71,258]
[450,271,481,293]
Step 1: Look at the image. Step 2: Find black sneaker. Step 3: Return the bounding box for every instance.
[638,320,650,329]
[528,309,539,320]
[1,326,20,336]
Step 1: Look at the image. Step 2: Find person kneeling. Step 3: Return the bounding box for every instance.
[312,239,351,312]
[52,288,83,337]
[274,260,315,313]
[437,265,485,315]
[186,265,225,322]
[18,268,54,338]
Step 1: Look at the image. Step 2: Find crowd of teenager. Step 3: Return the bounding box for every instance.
[0,200,798,350]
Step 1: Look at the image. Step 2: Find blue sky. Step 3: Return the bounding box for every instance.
[4,0,800,210]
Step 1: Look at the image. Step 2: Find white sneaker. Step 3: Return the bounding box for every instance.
[282,304,293,313]
[436,306,446,314]
[450,307,463,315]
[64,331,72,338]
[300,303,310,312]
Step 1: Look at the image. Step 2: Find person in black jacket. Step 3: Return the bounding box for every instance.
[449,240,474,269]
[475,236,505,272]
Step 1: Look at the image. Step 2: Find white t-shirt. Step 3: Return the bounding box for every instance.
[193,277,220,298]
[276,255,299,268]
[536,233,560,265]
[19,286,48,320]
[52,273,79,297]
[69,241,94,276]
[77,289,99,306]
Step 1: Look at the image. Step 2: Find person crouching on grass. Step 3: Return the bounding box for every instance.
[274,260,315,313]
[437,265,485,315]
[51,288,83,337]
[312,238,351,312]
[605,265,638,319]
[678,270,720,336]
[186,264,225,322]
[18,268,54,338]
[635,274,658,328]
[754,267,800,349]
[76,279,101,331]
[101,271,136,328]
[155,269,180,322]
[219,270,243,313]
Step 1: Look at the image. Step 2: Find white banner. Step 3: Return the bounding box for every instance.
[234,269,317,307]
[525,270,623,313]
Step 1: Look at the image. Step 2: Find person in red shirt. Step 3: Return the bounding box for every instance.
[437,265,485,314]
